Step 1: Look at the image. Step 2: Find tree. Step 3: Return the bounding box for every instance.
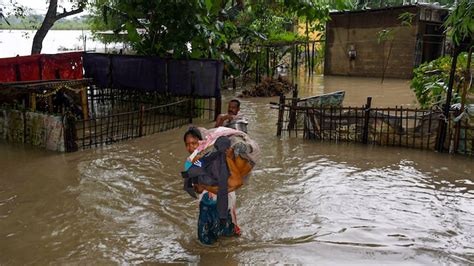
[436,0,473,152]
[88,0,351,77]
[30,0,86,54]
[90,0,234,58]
[6,0,87,54]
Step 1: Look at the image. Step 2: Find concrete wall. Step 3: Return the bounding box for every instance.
[324,7,419,79]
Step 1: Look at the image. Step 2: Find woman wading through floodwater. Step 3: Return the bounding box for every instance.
[181,126,259,245]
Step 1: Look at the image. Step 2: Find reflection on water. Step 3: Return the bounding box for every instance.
[0,76,473,264]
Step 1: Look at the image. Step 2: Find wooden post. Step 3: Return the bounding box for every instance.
[30,93,36,112]
[64,114,78,152]
[362,97,372,144]
[287,84,299,132]
[277,94,286,136]
[80,88,89,120]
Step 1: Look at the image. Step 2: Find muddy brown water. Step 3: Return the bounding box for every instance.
[1,76,473,264]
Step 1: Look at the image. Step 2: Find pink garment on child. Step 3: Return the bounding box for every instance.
[187,127,260,164]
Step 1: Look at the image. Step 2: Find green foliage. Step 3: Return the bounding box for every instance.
[87,0,351,77]
[231,1,334,76]
[377,29,393,44]
[411,0,474,109]
[398,12,415,27]
[411,53,472,108]
[235,3,293,44]
[444,0,473,46]
[268,32,302,43]
[89,0,235,59]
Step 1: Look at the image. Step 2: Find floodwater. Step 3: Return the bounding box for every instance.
[0,30,120,58]
[1,76,473,264]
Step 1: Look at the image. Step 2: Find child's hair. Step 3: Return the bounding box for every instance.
[183,127,203,142]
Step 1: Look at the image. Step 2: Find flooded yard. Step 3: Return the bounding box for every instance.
[0,76,472,264]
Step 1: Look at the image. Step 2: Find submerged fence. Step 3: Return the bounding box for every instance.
[65,96,214,151]
[62,82,217,151]
[85,86,217,118]
[274,93,474,156]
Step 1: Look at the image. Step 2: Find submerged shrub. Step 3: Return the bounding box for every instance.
[411,52,472,109]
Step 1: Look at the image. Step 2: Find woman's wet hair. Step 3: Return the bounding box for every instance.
[183,127,203,142]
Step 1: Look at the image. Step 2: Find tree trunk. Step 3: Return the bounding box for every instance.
[31,0,84,54]
[436,46,460,152]
[31,0,58,54]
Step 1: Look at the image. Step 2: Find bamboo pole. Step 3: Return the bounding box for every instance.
[80,88,89,120]
[30,93,36,112]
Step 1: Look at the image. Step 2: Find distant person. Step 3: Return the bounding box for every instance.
[215,99,248,133]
